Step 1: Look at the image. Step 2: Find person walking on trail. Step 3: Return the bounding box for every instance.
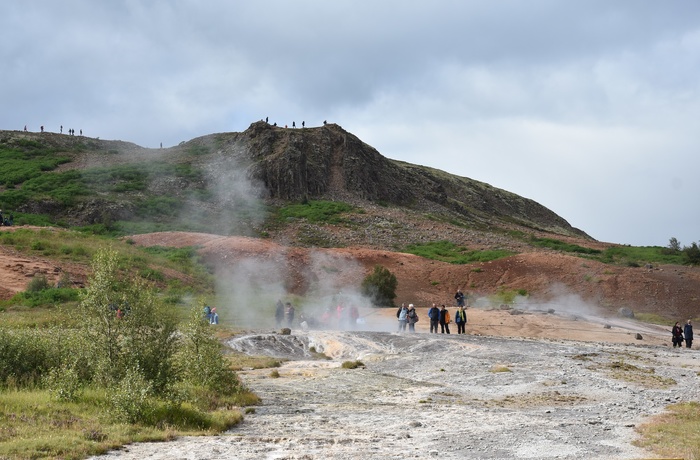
[428,303,440,333]
[455,305,467,334]
[439,304,451,334]
[454,289,465,307]
[672,322,684,348]
[684,320,694,349]
[396,303,408,332]
[407,304,419,333]
[209,307,219,325]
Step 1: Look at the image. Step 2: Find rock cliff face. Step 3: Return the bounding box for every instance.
[205,121,587,238]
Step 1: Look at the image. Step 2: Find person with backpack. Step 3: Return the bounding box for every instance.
[454,289,465,307]
[203,305,212,322]
[428,303,440,333]
[439,304,451,334]
[455,305,467,334]
[407,304,419,332]
[396,303,408,332]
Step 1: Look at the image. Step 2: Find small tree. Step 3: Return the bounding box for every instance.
[668,237,681,252]
[74,248,178,392]
[361,265,398,307]
[176,301,240,393]
[683,242,700,265]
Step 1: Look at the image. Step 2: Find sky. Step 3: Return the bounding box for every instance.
[2,1,699,247]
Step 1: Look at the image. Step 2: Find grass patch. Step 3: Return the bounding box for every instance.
[277,200,354,224]
[602,360,676,389]
[530,237,601,255]
[341,360,365,369]
[403,240,513,264]
[634,401,700,459]
[490,364,512,373]
[0,387,248,460]
[227,353,284,371]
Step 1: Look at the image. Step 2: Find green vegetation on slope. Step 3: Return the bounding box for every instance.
[277,200,355,224]
[403,240,514,264]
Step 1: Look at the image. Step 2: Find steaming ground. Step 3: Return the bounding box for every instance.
[91,313,700,460]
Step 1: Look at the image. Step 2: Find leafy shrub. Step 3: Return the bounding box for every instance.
[74,248,179,391]
[26,274,50,292]
[176,302,242,394]
[341,360,365,369]
[0,329,61,387]
[44,365,83,401]
[361,265,398,308]
[108,366,154,423]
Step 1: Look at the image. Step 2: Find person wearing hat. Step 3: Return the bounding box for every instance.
[209,307,219,325]
[407,304,419,333]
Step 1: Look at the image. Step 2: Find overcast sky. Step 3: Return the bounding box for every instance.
[2,1,699,247]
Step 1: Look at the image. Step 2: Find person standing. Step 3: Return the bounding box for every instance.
[454,289,465,307]
[428,303,440,333]
[439,305,451,334]
[407,304,419,333]
[455,305,467,334]
[396,303,408,332]
[275,299,285,327]
[209,307,219,325]
[684,320,694,349]
[285,302,295,327]
[672,322,684,348]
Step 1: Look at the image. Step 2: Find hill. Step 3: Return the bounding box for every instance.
[0,124,697,323]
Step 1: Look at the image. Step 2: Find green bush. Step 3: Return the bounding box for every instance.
[0,329,61,387]
[361,265,398,308]
[108,366,154,423]
[176,302,241,394]
[73,248,179,391]
[26,274,50,292]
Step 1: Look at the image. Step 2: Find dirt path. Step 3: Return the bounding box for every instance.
[91,329,700,460]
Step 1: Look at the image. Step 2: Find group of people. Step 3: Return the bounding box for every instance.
[397,289,470,334]
[203,305,219,325]
[672,320,693,348]
[23,125,81,136]
[275,300,295,328]
[275,299,361,330]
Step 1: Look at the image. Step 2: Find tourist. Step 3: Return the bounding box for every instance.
[439,305,451,334]
[672,322,684,348]
[275,299,284,327]
[285,302,295,327]
[428,303,440,333]
[684,320,694,349]
[455,289,465,307]
[407,304,419,332]
[396,303,408,332]
[209,307,219,325]
[455,305,467,334]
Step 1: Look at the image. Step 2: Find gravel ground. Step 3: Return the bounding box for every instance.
[90,330,700,460]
